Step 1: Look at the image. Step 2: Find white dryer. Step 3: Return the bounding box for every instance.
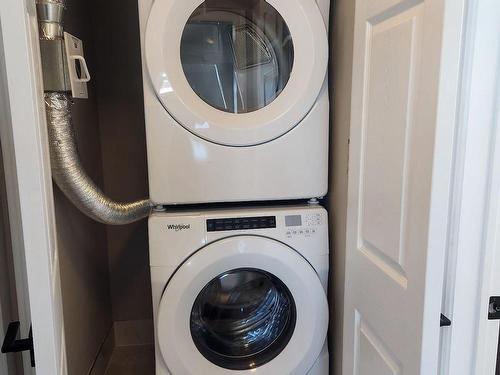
[138,0,330,204]
[149,204,329,374]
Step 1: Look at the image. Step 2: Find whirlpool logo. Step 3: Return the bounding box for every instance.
[166,224,191,232]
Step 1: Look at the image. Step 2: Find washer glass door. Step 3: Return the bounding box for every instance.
[156,236,328,375]
[190,268,296,370]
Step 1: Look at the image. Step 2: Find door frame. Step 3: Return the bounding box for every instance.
[439,0,500,373]
[0,0,66,374]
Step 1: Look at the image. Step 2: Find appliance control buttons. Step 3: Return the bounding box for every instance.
[305,213,323,226]
[285,227,318,238]
[207,216,276,232]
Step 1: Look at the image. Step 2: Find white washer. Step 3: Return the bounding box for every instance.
[149,204,329,374]
[138,0,330,204]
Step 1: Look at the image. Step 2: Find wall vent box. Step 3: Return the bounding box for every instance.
[64,32,90,99]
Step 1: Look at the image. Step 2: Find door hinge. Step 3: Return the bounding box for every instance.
[489,297,500,320]
[440,313,451,327]
[1,321,35,367]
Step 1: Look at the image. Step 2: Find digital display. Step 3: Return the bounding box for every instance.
[207,216,276,232]
[285,215,302,227]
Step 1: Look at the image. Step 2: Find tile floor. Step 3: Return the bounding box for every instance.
[103,345,155,375]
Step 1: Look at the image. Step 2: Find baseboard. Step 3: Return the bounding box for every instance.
[114,319,154,347]
[88,327,115,375]
[88,320,153,375]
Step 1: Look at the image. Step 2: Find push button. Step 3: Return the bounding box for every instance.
[207,216,277,232]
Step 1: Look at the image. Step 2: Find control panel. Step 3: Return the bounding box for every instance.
[304,212,324,226]
[207,216,276,232]
[285,227,318,238]
[205,211,325,240]
[284,213,323,239]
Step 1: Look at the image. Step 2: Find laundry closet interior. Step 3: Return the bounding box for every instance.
[4,0,499,373]
[50,0,346,374]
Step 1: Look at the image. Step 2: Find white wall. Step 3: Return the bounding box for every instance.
[55,2,114,374]
[55,1,151,373]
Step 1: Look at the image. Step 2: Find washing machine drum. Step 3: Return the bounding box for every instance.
[145,0,328,146]
[157,236,328,374]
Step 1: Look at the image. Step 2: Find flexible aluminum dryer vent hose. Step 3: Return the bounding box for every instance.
[38,0,153,225]
[45,93,153,225]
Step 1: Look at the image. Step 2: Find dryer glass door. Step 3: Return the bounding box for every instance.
[190,268,296,370]
[180,1,294,114]
[145,0,328,146]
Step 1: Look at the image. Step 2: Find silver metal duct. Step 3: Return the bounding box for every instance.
[45,93,153,225]
[38,0,153,225]
[36,0,65,40]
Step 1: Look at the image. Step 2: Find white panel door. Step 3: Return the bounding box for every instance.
[343,0,459,373]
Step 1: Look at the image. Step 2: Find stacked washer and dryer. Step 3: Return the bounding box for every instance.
[138,0,330,373]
